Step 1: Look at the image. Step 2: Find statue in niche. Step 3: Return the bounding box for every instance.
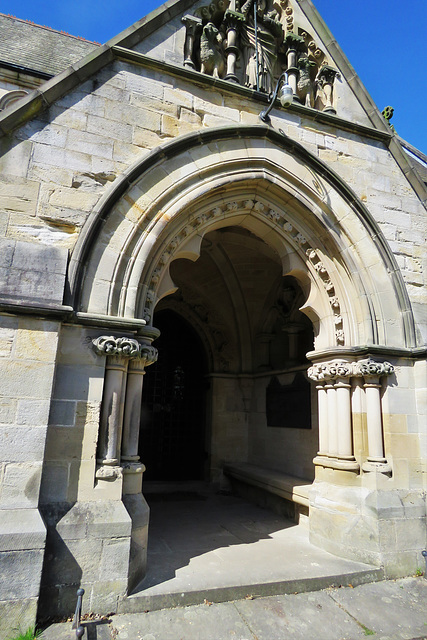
[296,56,316,107]
[240,0,284,93]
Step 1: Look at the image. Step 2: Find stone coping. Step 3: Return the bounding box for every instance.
[223,462,312,507]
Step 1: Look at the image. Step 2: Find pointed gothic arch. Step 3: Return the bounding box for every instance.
[69,125,416,353]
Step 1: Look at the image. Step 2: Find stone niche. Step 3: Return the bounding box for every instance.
[182,0,340,112]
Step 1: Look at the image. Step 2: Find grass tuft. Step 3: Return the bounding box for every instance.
[7,627,43,640]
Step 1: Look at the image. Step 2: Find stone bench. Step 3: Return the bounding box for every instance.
[223,462,312,522]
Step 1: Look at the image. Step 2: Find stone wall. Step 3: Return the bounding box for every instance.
[0,24,426,633]
[0,316,60,636]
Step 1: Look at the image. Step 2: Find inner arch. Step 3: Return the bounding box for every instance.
[147,226,316,483]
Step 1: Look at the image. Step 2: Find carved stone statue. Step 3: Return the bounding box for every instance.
[200,22,226,78]
[240,0,284,93]
[296,56,316,107]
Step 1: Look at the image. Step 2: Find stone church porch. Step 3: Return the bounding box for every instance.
[119,482,383,614]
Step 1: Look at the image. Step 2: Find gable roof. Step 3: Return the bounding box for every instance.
[0,0,425,207]
[0,13,99,78]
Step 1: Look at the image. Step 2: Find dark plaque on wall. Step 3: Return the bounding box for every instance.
[266,373,311,429]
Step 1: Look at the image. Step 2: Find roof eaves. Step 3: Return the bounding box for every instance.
[0,0,195,137]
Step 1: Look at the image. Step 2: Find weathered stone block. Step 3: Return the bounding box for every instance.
[0,179,39,216]
[16,398,51,426]
[0,426,47,463]
[86,501,132,539]
[0,137,32,178]
[15,318,59,363]
[0,397,17,423]
[39,462,70,504]
[0,597,38,640]
[48,400,76,426]
[0,239,68,305]
[1,360,55,399]
[0,463,43,508]
[0,549,44,599]
[53,363,104,402]
[89,579,127,615]
[99,538,131,581]
[0,508,46,551]
[87,114,133,143]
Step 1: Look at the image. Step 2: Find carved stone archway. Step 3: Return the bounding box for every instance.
[72,126,418,573]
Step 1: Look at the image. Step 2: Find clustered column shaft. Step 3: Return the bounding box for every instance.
[308,358,394,474]
[92,336,158,481]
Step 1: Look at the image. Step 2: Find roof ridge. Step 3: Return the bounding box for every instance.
[0,12,101,45]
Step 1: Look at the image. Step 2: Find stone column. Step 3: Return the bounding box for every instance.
[326,380,338,456]
[92,336,140,476]
[316,381,329,456]
[309,359,359,471]
[316,65,340,114]
[224,9,245,83]
[121,344,158,495]
[182,15,202,69]
[356,359,394,474]
[335,375,354,459]
[284,34,306,100]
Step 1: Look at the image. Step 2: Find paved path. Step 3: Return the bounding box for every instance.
[42,577,427,640]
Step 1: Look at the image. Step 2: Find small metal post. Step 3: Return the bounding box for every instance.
[76,626,85,639]
[422,550,427,577]
[72,588,85,630]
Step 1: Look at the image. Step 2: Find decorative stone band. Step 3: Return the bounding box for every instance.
[92,336,158,365]
[308,358,395,382]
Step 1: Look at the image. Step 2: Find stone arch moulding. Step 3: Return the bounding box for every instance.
[68,125,417,353]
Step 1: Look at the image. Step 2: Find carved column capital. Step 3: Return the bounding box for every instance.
[353,358,395,381]
[283,33,306,52]
[181,14,202,35]
[308,359,352,382]
[92,336,140,359]
[316,64,340,87]
[139,344,158,367]
[308,358,394,383]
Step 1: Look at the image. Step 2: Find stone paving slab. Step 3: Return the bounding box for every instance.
[41,578,427,640]
[120,490,382,613]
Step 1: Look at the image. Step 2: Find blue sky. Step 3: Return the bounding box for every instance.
[2,0,425,153]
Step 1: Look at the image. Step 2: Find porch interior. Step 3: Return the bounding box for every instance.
[119,482,383,614]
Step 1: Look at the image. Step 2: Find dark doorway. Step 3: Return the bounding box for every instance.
[139,310,208,481]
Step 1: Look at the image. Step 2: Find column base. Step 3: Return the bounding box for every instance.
[225,73,239,83]
[362,459,392,475]
[314,455,360,472]
[122,462,146,495]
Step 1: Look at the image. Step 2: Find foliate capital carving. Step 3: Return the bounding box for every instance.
[92,337,159,365]
[92,336,140,358]
[307,359,351,382]
[353,358,395,379]
[308,358,395,382]
[316,65,340,87]
[140,344,158,367]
